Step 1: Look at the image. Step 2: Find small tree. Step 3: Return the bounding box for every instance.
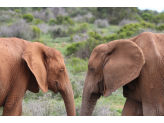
[23,13,34,22]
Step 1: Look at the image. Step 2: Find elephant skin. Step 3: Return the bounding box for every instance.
[0,38,75,116]
[80,32,164,116]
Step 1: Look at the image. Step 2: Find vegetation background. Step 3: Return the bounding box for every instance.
[0,7,164,116]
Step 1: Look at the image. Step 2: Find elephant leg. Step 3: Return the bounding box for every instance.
[3,99,22,116]
[2,71,29,116]
[121,98,143,116]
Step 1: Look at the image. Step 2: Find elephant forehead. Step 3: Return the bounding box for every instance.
[50,59,65,69]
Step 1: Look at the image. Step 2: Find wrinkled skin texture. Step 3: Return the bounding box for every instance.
[81,32,164,116]
[0,38,75,116]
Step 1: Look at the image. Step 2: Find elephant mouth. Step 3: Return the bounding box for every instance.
[98,80,104,95]
[53,81,59,94]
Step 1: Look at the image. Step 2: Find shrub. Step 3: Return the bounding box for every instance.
[73,13,95,23]
[22,93,67,116]
[34,19,44,25]
[70,34,88,42]
[22,13,34,22]
[49,18,56,25]
[94,19,109,28]
[33,8,55,22]
[151,13,164,24]
[66,42,85,56]
[67,57,88,74]
[32,25,41,39]
[51,7,67,17]
[0,19,33,40]
[33,38,47,45]
[118,19,138,26]
[142,12,153,21]
[67,23,88,35]
[66,31,106,59]
[37,23,50,34]
[156,24,164,31]
[50,26,68,39]
[14,9,20,13]
[49,15,74,25]
[76,23,89,33]
[93,100,117,116]
[140,21,155,29]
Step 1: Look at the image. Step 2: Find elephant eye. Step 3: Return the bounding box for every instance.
[90,68,94,72]
[59,69,63,74]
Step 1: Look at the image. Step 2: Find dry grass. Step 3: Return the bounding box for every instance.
[22,93,67,116]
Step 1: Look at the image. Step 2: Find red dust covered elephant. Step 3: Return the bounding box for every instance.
[81,32,164,116]
[0,38,75,116]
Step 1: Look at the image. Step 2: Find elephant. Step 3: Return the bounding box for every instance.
[0,38,75,116]
[80,32,164,116]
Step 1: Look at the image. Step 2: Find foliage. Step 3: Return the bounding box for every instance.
[118,19,138,26]
[67,23,89,35]
[66,31,107,58]
[156,24,164,31]
[151,13,164,24]
[142,12,153,21]
[49,15,74,25]
[49,18,56,25]
[33,38,47,45]
[96,7,140,24]
[0,19,33,40]
[37,23,50,34]
[66,42,85,56]
[94,19,109,28]
[32,25,41,39]
[69,33,88,42]
[23,93,67,116]
[34,19,44,25]
[50,26,68,39]
[67,57,88,74]
[22,13,34,22]
[65,7,97,17]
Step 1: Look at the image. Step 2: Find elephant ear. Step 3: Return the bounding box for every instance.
[102,40,145,97]
[22,42,48,93]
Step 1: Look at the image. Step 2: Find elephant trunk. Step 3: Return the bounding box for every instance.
[80,83,100,116]
[80,94,98,115]
[60,83,76,116]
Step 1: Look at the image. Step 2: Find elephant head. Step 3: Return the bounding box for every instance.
[22,42,75,116]
[80,39,145,115]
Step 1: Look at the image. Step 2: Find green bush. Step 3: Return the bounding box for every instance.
[34,19,44,25]
[33,38,46,45]
[49,15,74,25]
[49,18,56,25]
[156,24,164,31]
[23,13,34,22]
[68,57,88,73]
[66,31,106,58]
[142,12,153,21]
[140,21,155,29]
[151,13,164,24]
[32,25,41,39]
[50,26,68,39]
[76,23,89,33]
[14,9,20,13]
[67,23,89,35]
[66,42,85,56]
